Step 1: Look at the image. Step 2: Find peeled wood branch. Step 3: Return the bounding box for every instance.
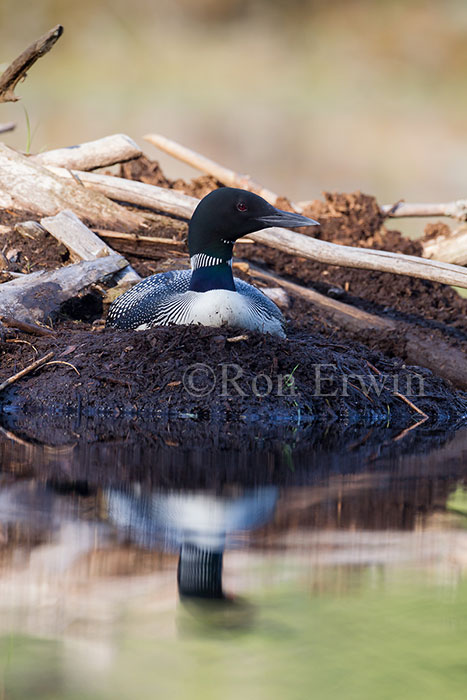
[40,210,141,284]
[144,133,288,207]
[94,229,185,246]
[0,254,127,324]
[422,225,467,266]
[33,134,142,171]
[381,200,467,222]
[48,165,198,218]
[0,144,146,231]
[0,25,64,103]
[47,166,467,290]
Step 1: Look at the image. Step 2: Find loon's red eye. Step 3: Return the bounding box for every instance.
[237,201,247,212]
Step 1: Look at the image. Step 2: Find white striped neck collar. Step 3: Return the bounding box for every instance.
[190,253,232,270]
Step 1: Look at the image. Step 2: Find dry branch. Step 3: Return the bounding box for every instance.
[0,254,127,323]
[49,165,198,217]
[0,25,64,103]
[33,134,142,171]
[40,210,141,283]
[47,166,467,289]
[381,200,467,222]
[0,316,56,336]
[94,229,185,246]
[0,144,146,231]
[249,227,467,289]
[0,352,54,393]
[144,133,286,207]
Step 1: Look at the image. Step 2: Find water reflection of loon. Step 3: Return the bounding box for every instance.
[105,487,278,599]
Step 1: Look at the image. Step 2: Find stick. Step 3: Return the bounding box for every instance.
[144,133,287,207]
[0,122,16,134]
[393,392,429,419]
[33,134,142,171]
[0,144,146,231]
[94,229,185,246]
[247,265,396,331]
[0,351,54,392]
[249,226,467,290]
[0,25,64,103]
[0,316,56,336]
[48,165,198,217]
[48,167,467,289]
[41,210,141,283]
[0,254,127,323]
[381,200,467,222]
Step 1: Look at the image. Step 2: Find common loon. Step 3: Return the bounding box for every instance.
[106,187,319,336]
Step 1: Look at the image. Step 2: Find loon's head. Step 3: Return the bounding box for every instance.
[188,187,319,263]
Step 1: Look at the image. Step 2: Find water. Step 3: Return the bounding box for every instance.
[0,424,466,699]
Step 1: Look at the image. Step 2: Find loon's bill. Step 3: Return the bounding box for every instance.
[106,187,319,337]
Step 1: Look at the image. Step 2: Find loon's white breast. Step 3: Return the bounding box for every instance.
[135,287,285,337]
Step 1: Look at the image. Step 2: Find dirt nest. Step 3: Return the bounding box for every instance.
[1,155,466,448]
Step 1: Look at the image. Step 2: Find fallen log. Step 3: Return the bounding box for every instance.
[247,264,396,332]
[0,144,146,231]
[0,254,127,324]
[33,134,142,171]
[47,167,467,289]
[0,25,63,103]
[144,133,287,207]
[40,210,141,284]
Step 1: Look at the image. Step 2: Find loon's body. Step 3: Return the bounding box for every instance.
[107,188,318,336]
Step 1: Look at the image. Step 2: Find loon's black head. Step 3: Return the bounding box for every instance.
[188,187,319,261]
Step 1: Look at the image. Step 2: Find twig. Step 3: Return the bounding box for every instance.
[33,134,142,171]
[94,229,185,246]
[144,133,292,208]
[5,339,38,354]
[393,391,429,419]
[0,351,54,392]
[0,122,16,134]
[227,334,249,343]
[47,166,467,290]
[44,360,80,376]
[0,315,56,336]
[0,25,64,103]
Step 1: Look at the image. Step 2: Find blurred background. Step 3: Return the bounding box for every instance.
[0,0,466,207]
